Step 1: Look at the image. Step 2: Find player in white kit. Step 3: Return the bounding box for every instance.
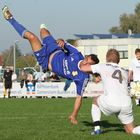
[80,49,140,135]
[128,48,140,106]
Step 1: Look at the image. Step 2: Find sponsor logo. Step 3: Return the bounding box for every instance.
[36,53,39,56]
[71,57,74,61]
[72,71,78,76]
[63,59,70,75]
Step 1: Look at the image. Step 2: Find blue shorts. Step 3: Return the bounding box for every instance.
[34,35,61,71]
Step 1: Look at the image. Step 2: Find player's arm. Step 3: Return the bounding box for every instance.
[64,43,79,54]
[57,39,79,54]
[128,70,133,82]
[128,62,133,82]
[80,64,101,80]
[69,95,82,125]
[69,78,89,125]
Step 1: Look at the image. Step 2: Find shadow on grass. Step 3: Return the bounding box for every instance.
[81,120,125,133]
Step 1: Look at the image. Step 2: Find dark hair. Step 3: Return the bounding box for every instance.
[87,54,99,64]
[93,73,101,77]
[135,48,140,54]
[106,49,120,64]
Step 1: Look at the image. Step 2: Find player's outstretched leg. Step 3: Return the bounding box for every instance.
[2,5,42,52]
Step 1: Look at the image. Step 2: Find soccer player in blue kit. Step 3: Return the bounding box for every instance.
[2,6,99,125]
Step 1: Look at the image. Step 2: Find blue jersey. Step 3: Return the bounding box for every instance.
[34,36,89,96]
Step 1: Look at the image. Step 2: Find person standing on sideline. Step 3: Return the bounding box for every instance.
[128,48,140,106]
[18,69,27,88]
[3,67,13,98]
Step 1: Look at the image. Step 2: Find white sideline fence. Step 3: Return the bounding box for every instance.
[0,82,104,98]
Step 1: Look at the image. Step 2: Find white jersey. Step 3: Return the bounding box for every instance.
[129,58,140,81]
[91,63,131,107]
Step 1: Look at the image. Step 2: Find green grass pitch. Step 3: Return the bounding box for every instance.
[0,98,139,140]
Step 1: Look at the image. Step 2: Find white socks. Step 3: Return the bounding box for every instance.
[91,104,101,131]
[91,104,101,122]
[132,126,140,135]
[135,99,139,105]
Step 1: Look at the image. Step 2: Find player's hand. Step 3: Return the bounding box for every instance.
[56,39,65,48]
[68,115,78,125]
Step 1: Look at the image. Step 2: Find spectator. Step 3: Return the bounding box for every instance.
[3,67,13,98]
[25,73,36,94]
[34,67,46,82]
[41,72,47,82]
[49,72,60,82]
[12,72,17,82]
[18,69,27,88]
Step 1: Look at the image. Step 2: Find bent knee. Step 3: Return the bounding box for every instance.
[124,124,134,134]
[125,129,133,134]
[24,31,38,41]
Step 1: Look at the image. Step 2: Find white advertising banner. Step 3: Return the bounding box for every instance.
[0,82,103,98]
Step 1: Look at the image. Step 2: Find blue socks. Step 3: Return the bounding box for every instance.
[8,18,27,38]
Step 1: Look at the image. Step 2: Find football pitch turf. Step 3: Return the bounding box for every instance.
[0,98,140,140]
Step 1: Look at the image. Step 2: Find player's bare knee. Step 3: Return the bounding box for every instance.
[24,31,37,41]
[125,129,132,134]
[124,125,134,134]
[29,34,38,42]
[128,130,134,134]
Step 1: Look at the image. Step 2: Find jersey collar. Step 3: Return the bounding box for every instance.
[107,62,119,67]
[78,60,82,70]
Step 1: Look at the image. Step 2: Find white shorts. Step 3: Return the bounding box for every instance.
[97,95,134,124]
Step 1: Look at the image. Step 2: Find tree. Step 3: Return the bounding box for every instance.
[16,54,36,68]
[0,56,3,66]
[1,45,22,67]
[66,39,77,46]
[135,3,140,17]
[110,3,140,34]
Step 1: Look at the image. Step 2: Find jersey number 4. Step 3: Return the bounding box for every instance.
[112,70,123,84]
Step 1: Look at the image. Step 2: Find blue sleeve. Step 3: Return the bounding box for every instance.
[74,78,89,96]
[64,43,79,54]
